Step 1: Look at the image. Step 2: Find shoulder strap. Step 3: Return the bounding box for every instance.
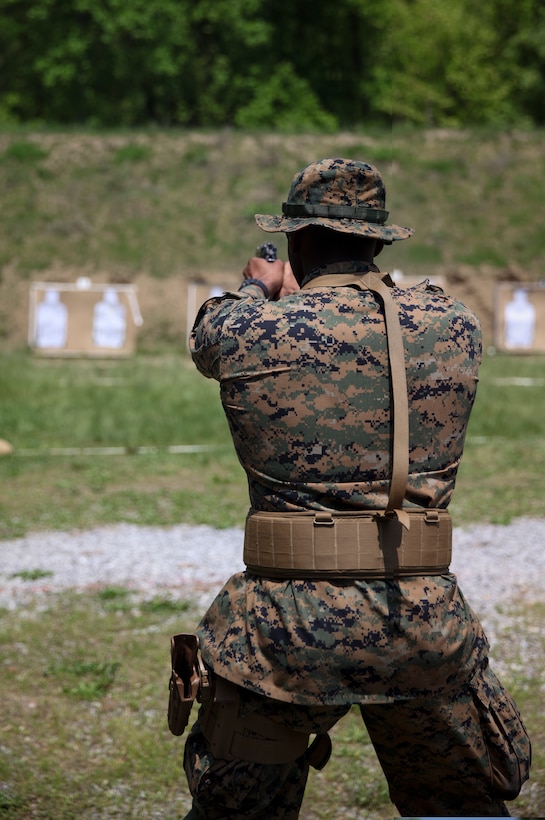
[353,273,410,528]
[300,271,410,526]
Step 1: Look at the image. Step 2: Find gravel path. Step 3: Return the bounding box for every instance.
[1,518,543,643]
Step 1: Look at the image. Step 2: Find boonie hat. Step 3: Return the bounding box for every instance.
[255,157,413,243]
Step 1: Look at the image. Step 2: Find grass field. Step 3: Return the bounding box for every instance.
[1,126,544,817]
[0,576,543,818]
[1,127,545,352]
[0,349,544,817]
[1,127,545,282]
[1,350,544,538]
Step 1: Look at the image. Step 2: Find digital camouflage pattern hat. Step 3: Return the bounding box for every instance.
[255,157,414,243]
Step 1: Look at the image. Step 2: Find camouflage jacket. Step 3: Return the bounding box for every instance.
[189,261,486,705]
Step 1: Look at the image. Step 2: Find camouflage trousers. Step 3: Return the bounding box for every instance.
[183,660,530,819]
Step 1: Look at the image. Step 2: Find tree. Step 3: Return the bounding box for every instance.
[370,0,517,126]
[477,0,545,125]
[0,0,543,128]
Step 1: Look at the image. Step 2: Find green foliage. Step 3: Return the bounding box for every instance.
[0,0,544,128]
[95,587,132,611]
[234,63,338,132]
[373,0,516,126]
[478,0,545,125]
[0,354,228,449]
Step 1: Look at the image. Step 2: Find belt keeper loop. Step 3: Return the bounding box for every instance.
[424,510,440,524]
[313,513,335,527]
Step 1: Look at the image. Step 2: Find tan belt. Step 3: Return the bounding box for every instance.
[244,508,452,579]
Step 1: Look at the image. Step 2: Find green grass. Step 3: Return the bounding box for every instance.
[485,603,545,820]
[0,122,544,817]
[1,139,49,163]
[1,128,544,280]
[1,350,544,538]
[0,351,247,538]
[9,568,53,581]
[451,354,545,524]
[1,352,227,448]
[0,350,543,817]
[0,591,542,818]
[0,349,542,816]
[0,591,196,818]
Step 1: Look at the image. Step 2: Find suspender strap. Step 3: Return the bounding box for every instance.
[302,272,409,526]
[354,273,409,525]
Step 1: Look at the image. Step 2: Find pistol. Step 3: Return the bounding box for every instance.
[256,242,277,262]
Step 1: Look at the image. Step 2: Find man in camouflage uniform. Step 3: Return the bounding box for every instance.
[184,158,530,817]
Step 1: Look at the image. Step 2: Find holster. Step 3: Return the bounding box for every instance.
[167,633,210,737]
[169,640,334,770]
